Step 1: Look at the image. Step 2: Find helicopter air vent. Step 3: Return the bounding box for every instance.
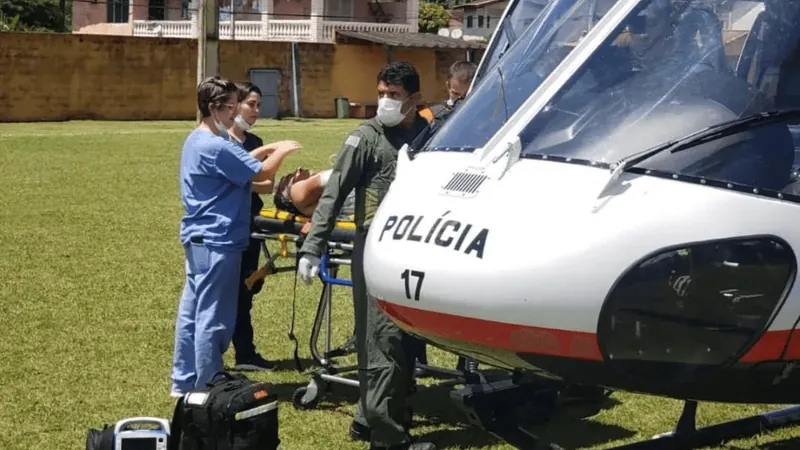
[441,171,488,197]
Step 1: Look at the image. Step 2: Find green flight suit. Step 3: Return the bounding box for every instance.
[300,114,429,447]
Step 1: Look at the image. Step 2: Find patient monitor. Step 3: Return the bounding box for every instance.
[114,417,170,450]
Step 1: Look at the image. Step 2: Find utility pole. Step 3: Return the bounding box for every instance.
[196,0,221,122]
[231,0,236,40]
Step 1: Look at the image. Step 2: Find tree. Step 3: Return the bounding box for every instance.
[418,2,450,33]
[0,0,65,32]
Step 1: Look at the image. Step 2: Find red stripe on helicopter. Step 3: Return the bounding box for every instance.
[740,330,800,362]
[377,300,800,364]
[376,299,603,361]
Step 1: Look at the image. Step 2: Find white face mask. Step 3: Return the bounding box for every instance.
[211,111,226,135]
[234,114,252,131]
[376,97,407,127]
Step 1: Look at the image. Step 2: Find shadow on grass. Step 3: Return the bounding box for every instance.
[274,117,320,123]
[725,437,800,449]
[226,357,316,373]
[272,357,317,372]
[409,382,634,450]
[271,374,362,414]
[269,365,636,450]
[524,396,633,450]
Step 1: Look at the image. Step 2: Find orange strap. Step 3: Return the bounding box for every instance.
[419,108,435,123]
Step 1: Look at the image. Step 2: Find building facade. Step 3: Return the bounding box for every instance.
[72,0,420,43]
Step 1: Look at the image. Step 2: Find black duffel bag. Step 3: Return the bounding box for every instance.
[170,371,280,450]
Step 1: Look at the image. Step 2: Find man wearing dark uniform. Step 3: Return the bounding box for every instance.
[419,60,477,125]
[297,62,435,450]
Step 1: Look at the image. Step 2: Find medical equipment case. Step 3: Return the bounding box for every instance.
[170,371,280,450]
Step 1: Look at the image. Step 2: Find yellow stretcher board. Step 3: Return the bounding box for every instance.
[257,207,357,231]
[245,208,356,291]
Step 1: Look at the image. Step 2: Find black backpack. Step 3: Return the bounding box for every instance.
[170,371,280,450]
[85,424,115,450]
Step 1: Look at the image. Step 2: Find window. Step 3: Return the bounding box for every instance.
[107,0,129,23]
[478,15,484,27]
[325,0,354,21]
[466,15,473,27]
[487,15,491,28]
[181,0,191,19]
[597,237,795,383]
[423,0,621,152]
[149,0,165,20]
[472,0,549,84]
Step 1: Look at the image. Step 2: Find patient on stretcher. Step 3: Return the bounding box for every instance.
[273,166,355,221]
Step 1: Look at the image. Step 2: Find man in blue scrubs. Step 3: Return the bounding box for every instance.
[171,76,301,396]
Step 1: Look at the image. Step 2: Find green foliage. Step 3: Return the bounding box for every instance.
[0,12,22,31]
[0,0,65,32]
[418,2,451,33]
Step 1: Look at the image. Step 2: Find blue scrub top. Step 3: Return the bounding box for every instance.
[179,127,263,252]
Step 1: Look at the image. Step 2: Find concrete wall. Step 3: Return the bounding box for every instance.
[0,32,481,122]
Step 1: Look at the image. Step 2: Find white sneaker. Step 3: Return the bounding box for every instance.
[170,391,185,399]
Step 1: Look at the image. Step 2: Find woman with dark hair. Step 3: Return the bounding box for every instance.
[224,81,302,371]
[171,76,301,397]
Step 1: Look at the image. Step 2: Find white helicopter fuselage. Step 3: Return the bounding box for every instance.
[363,148,800,403]
[359,0,800,404]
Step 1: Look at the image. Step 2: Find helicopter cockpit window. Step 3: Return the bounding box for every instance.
[421,0,623,153]
[474,0,552,83]
[517,0,800,196]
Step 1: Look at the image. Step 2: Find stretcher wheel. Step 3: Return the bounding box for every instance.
[292,385,321,410]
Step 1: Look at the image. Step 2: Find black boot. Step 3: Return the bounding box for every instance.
[349,421,371,442]
[349,407,415,443]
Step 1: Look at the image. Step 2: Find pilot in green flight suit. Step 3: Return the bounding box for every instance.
[297,61,435,450]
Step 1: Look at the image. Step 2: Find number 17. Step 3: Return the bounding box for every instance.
[401,269,425,301]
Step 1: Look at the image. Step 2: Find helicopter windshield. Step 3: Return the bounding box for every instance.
[511,0,800,193]
[423,0,622,152]
[425,0,800,194]
[473,0,553,83]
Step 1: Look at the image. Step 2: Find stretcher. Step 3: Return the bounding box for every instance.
[249,207,481,410]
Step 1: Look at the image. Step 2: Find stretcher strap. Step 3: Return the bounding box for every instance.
[288,249,303,373]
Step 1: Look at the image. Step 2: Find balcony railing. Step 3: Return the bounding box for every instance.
[133,20,194,38]
[321,21,410,41]
[132,19,412,42]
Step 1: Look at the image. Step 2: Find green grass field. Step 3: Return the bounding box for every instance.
[1,119,799,450]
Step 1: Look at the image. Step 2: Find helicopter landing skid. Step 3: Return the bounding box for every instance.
[449,376,566,450]
[607,400,800,450]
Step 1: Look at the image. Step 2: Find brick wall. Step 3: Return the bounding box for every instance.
[298,42,338,117]
[0,32,477,122]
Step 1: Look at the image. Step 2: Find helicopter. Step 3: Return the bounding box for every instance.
[362,0,800,447]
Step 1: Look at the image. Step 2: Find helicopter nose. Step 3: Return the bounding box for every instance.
[365,158,799,384]
[364,161,621,364]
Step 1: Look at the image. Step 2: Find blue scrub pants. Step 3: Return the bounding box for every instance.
[171,241,241,394]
